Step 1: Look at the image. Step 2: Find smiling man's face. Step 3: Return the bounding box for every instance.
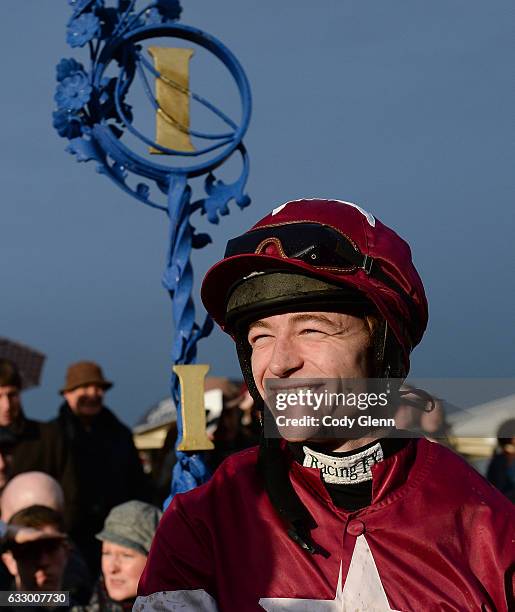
[248,311,373,444]
[63,384,105,418]
[249,311,371,397]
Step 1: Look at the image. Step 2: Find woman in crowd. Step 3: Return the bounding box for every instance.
[72,500,161,611]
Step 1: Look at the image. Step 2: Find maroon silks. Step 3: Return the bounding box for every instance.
[137,439,514,611]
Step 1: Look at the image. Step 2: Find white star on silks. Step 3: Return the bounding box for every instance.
[259,535,400,611]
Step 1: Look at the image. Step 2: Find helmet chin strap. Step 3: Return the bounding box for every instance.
[234,333,263,409]
[373,320,407,380]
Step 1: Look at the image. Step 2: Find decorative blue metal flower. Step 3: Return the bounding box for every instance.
[56,58,84,81]
[54,72,92,110]
[67,12,101,47]
[52,109,83,138]
[53,0,252,501]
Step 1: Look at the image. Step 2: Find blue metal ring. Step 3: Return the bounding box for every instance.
[91,23,252,179]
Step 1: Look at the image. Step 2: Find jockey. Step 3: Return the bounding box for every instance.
[137,199,514,611]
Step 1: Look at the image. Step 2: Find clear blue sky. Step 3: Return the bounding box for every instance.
[2,1,514,426]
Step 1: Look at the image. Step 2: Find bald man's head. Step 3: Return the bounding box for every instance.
[1,472,64,521]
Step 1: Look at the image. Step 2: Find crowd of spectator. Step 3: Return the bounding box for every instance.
[0,358,163,608]
[0,355,512,608]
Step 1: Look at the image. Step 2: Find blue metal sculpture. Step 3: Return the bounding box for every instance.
[53,0,251,500]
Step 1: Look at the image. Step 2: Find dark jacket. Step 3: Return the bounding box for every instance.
[16,403,151,573]
[9,413,50,476]
[487,451,515,502]
[51,404,148,519]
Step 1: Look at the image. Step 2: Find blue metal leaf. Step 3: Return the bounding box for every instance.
[66,136,101,162]
[191,231,212,249]
[202,171,250,223]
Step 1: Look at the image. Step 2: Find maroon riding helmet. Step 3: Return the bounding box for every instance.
[201,198,428,393]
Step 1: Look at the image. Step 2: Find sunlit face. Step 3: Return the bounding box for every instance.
[249,311,371,400]
[63,384,104,417]
[2,526,69,592]
[249,312,372,444]
[0,386,21,427]
[102,541,147,602]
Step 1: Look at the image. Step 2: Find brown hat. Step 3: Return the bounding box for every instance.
[60,361,113,394]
